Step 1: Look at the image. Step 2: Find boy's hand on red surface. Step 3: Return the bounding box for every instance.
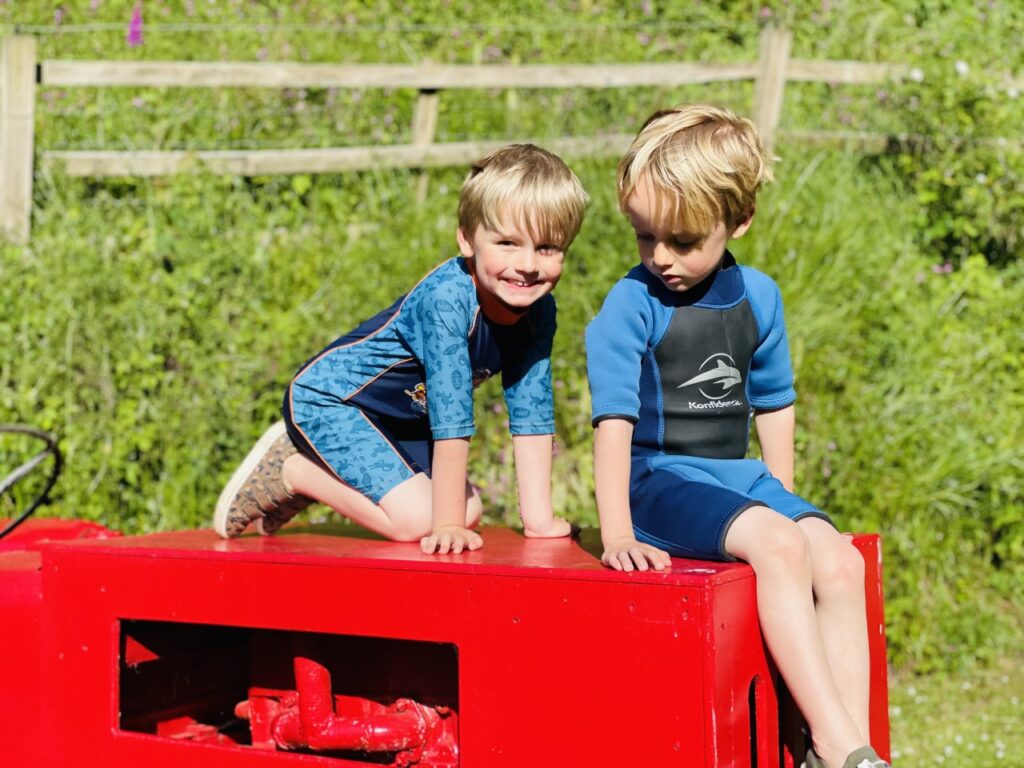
[523,517,574,538]
[601,537,672,572]
[421,525,484,555]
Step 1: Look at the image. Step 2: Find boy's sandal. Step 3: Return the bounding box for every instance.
[804,745,890,768]
[213,421,312,538]
[803,747,826,768]
[842,746,891,768]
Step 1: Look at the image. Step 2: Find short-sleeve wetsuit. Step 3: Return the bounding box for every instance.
[285,257,556,503]
[586,252,831,561]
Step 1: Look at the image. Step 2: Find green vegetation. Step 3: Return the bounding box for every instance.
[2,1,1022,680]
[889,660,1024,767]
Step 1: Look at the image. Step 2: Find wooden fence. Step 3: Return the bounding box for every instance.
[0,27,907,243]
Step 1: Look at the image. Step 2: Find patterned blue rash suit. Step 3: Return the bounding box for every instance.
[586,252,831,561]
[284,257,557,503]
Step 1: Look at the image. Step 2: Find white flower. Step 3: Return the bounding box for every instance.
[975,174,988,184]
[1007,86,1020,99]
[955,60,969,76]
[908,67,924,82]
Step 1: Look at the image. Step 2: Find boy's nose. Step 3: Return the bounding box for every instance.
[516,248,539,273]
[652,242,675,267]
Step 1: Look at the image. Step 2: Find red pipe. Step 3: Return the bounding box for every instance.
[271,656,427,752]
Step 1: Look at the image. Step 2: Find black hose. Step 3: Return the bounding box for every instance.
[0,425,63,540]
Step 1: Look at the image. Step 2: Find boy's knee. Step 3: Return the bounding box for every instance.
[466,494,483,528]
[815,538,865,592]
[763,521,810,567]
[736,510,810,571]
[389,520,432,543]
[384,504,433,543]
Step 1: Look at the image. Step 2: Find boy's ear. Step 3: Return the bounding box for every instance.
[456,226,475,257]
[730,208,755,240]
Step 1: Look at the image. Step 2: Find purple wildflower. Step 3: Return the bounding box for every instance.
[126,4,144,49]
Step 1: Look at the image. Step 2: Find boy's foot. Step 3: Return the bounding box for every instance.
[842,746,891,768]
[213,421,312,538]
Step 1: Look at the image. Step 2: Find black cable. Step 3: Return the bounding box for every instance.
[0,425,63,540]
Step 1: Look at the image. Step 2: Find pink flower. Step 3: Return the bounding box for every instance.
[126,4,144,49]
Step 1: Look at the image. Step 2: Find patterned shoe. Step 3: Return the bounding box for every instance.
[213,421,312,538]
[842,746,891,768]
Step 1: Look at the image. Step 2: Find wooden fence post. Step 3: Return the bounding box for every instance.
[0,36,37,244]
[752,26,791,153]
[411,88,439,202]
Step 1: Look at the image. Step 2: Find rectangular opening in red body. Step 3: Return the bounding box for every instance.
[118,620,459,762]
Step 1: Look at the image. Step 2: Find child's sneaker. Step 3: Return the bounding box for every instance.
[213,421,312,538]
[802,747,825,768]
[842,746,891,768]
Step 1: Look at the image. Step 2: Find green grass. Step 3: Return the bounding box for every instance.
[890,659,1024,767]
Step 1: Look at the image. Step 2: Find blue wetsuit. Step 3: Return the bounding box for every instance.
[586,253,831,560]
[285,257,556,502]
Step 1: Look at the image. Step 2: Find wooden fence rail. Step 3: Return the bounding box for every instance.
[2,26,908,243]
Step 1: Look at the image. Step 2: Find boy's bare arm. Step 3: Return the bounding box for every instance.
[754,404,796,491]
[594,418,671,571]
[421,437,483,554]
[512,433,572,538]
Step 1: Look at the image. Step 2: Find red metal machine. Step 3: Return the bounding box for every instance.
[0,521,889,767]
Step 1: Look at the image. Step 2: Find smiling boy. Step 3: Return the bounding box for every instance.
[586,106,890,768]
[215,144,588,554]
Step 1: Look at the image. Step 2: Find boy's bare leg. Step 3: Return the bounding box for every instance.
[282,453,482,542]
[725,506,865,768]
[799,517,872,742]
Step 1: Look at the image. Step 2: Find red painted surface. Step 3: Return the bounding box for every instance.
[0,517,120,551]
[0,523,889,767]
[0,518,119,768]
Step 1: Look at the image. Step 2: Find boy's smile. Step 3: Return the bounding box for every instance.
[626,180,751,293]
[458,219,564,314]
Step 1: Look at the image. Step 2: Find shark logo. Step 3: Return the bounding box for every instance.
[678,354,742,400]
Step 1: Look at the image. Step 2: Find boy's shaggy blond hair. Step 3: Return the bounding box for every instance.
[458,144,589,250]
[617,104,772,234]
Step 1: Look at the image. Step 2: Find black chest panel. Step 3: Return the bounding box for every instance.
[653,300,759,458]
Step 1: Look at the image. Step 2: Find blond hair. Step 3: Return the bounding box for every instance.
[458,144,589,250]
[617,104,772,234]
